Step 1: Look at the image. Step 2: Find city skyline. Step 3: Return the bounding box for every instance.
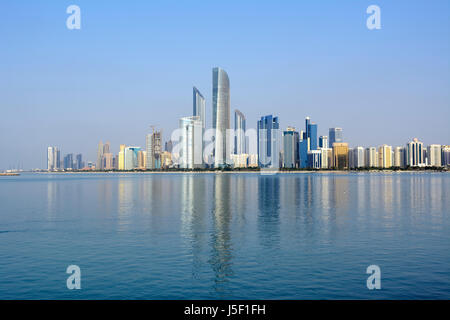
[1,1,450,169]
[7,63,450,171]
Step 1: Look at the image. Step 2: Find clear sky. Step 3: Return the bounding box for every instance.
[0,0,449,169]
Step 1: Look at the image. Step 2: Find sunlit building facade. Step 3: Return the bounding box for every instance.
[179,116,203,169]
[378,145,393,168]
[332,142,349,169]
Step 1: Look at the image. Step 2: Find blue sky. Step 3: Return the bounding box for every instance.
[0,0,449,169]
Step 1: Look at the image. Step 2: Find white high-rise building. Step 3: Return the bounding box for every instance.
[179,116,203,169]
[320,148,332,169]
[350,146,365,168]
[365,147,378,168]
[406,138,424,167]
[47,146,60,171]
[427,144,442,167]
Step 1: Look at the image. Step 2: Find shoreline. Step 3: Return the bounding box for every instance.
[24,169,449,175]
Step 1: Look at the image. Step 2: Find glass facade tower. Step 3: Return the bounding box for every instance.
[257,115,280,168]
[234,109,246,155]
[212,67,230,167]
[329,128,343,147]
[193,87,206,129]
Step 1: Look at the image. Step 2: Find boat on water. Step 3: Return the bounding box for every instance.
[0,173,20,176]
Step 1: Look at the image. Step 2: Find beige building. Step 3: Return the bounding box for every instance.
[332,143,349,169]
[103,153,114,170]
[378,145,392,168]
[118,144,126,170]
[427,144,442,167]
[232,154,249,168]
[160,151,172,168]
[137,150,147,169]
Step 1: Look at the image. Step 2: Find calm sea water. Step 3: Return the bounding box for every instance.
[0,172,449,299]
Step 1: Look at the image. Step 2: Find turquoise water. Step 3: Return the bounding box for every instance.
[0,172,449,299]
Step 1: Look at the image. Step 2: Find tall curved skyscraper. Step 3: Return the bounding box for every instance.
[212,67,230,167]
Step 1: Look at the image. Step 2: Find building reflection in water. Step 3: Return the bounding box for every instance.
[257,175,280,248]
[209,173,234,295]
[46,179,60,221]
[117,176,134,232]
[108,172,448,296]
[180,173,208,278]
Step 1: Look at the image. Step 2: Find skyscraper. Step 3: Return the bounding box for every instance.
[137,150,147,169]
[349,146,365,168]
[365,147,378,168]
[442,146,450,166]
[319,136,329,149]
[47,147,54,171]
[212,67,230,167]
[103,142,110,155]
[305,117,318,151]
[146,129,162,169]
[406,138,424,167]
[97,141,104,170]
[320,147,332,169]
[308,150,322,169]
[257,115,280,168]
[103,153,113,170]
[378,145,392,168]
[179,116,203,169]
[124,147,141,170]
[75,154,83,170]
[193,87,206,129]
[282,127,299,168]
[332,142,349,169]
[118,144,126,170]
[427,145,442,167]
[234,109,246,155]
[329,128,343,147]
[63,153,74,170]
[47,146,60,171]
[299,138,308,168]
[394,147,406,168]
